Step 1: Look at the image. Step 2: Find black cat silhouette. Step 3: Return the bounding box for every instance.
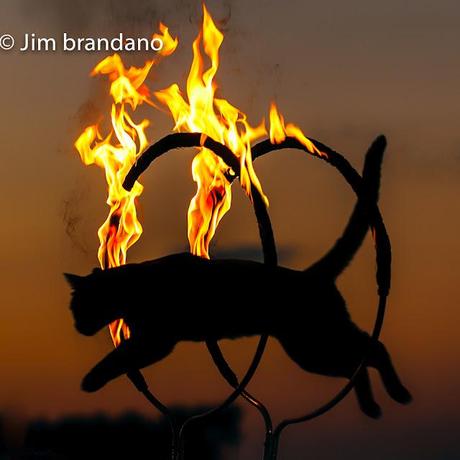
[65,136,411,418]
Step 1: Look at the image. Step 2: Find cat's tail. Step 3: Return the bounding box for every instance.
[305,135,386,279]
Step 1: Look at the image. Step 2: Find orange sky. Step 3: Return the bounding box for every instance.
[0,0,459,458]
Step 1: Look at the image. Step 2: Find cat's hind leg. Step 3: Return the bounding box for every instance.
[277,334,410,418]
[369,341,412,405]
[354,367,382,418]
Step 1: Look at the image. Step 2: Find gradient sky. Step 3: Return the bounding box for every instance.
[1,0,459,458]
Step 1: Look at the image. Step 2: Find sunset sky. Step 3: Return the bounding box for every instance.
[1,0,459,458]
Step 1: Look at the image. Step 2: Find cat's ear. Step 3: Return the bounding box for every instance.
[64,273,85,290]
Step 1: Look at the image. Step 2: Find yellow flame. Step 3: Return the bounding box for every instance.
[155,5,268,259]
[269,102,325,157]
[153,23,178,57]
[74,25,178,346]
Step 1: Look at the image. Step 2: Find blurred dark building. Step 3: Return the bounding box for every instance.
[0,406,240,460]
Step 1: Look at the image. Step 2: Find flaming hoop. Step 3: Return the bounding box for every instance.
[73,5,391,459]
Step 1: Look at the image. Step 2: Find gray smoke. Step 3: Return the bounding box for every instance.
[18,0,240,39]
[60,189,89,255]
[19,0,199,35]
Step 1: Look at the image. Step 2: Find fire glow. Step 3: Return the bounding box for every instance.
[75,5,321,347]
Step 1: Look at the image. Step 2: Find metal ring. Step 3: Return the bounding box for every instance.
[123,132,391,454]
[250,137,390,440]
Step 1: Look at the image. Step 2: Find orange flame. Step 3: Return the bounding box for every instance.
[155,5,268,258]
[74,5,321,347]
[269,103,325,157]
[75,25,178,346]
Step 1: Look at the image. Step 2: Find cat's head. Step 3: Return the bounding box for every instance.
[64,268,122,336]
